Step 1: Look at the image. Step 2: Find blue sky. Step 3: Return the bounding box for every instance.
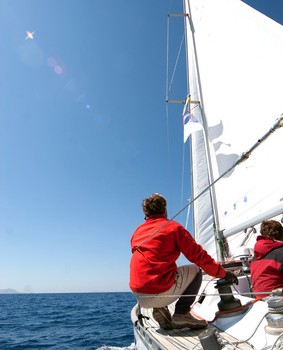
[0,0,282,293]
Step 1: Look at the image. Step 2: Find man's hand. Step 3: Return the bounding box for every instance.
[224,270,239,285]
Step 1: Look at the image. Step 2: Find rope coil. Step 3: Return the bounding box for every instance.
[269,306,283,314]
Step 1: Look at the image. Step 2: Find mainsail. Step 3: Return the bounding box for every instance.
[184,0,283,260]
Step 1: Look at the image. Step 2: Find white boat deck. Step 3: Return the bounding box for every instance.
[133,306,253,350]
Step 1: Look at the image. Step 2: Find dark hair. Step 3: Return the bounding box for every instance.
[142,193,167,217]
[260,220,283,241]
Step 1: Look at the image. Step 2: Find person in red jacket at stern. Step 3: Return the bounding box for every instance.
[129,193,238,330]
[250,220,283,299]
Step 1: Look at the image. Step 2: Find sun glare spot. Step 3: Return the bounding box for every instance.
[54,65,63,75]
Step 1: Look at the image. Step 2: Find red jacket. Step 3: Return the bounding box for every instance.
[129,215,226,293]
[250,235,283,298]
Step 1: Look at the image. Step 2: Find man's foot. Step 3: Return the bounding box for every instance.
[172,312,208,329]
[152,307,173,330]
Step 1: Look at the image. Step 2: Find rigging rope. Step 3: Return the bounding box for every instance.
[135,116,283,250]
[165,15,170,102]
[168,33,185,93]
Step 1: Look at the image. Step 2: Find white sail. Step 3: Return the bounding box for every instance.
[184,0,283,259]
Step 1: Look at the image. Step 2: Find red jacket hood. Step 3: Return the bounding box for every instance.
[254,235,283,259]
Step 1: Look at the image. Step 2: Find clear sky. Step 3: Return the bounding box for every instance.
[0,0,282,293]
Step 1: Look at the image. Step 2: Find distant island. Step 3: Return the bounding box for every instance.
[0,288,20,294]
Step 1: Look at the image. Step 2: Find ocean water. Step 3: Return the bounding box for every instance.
[0,292,137,350]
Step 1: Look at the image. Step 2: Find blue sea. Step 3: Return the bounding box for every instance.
[0,292,137,350]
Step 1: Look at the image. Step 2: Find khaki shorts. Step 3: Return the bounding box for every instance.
[133,264,200,308]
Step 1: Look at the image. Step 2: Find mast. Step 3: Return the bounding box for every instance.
[183,0,225,260]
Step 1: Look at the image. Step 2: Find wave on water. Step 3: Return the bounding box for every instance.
[0,292,137,350]
[97,342,136,350]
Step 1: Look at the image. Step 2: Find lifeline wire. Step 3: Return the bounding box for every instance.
[137,291,272,298]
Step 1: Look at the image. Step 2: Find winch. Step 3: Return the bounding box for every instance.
[265,294,283,335]
[214,276,247,317]
[198,277,247,350]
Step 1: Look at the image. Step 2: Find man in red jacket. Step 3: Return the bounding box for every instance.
[129,193,238,330]
[250,220,283,299]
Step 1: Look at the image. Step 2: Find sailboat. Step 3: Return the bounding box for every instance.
[131,0,283,349]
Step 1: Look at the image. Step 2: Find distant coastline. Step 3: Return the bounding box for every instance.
[0,288,20,294]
